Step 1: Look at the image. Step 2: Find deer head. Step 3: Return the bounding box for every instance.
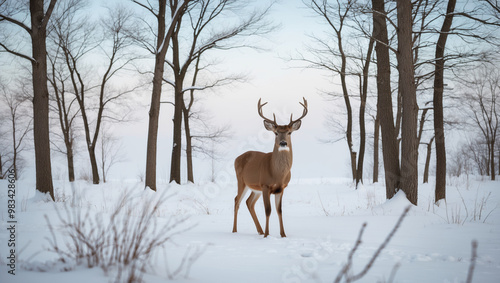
[258,97,308,152]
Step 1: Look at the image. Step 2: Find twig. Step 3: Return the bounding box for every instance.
[317,191,330,216]
[334,206,411,283]
[350,206,410,281]
[334,222,367,283]
[465,240,478,283]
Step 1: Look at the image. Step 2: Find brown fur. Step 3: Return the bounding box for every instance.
[232,98,307,238]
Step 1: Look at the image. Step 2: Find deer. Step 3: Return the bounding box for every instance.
[232,97,308,238]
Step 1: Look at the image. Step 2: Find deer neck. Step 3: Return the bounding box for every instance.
[271,144,293,176]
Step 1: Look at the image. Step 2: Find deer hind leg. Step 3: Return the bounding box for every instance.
[232,182,248,233]
[262,186,272,238]
[275,192,286,237]
[246,190,263,235]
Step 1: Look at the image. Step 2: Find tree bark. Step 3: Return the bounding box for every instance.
[490,140,496,180]
[169,19,184,184]
[67,142,75,182]
[183,105,194,183]
[423,137,434,183]
[372,0,400,199]
[170,82,183,184]
[373,114,380,183]
[434,0,456,203]
[31,0,56,200]
[88,146,99,184]
[397,0,419,205]
[145,48,167,190]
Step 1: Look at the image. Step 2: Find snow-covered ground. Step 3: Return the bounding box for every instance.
[1,176,499,282]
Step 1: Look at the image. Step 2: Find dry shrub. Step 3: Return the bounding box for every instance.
[45,190,193,282]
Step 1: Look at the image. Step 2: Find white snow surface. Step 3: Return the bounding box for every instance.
[1,176,499,283]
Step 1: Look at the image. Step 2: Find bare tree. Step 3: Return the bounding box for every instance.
[460,63,500,180]
[181,56,243,182]
[132,0,191,191]
[432,0,456,203]
[0,120,8,179]
[371,0,400,199]
[50,3,139,184]
[98,126,125,183]
[47,40,80,182]
[422,136,434,183]
[0,0,58,200]
[164,0,273,184]
[188,109,232,183]
[372,113,380,183]
[0,82,32,180]
[302,0,375,187]
[396,0,419,205]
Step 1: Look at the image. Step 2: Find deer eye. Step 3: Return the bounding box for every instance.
[274,132,278,136]
[287,132,292,135]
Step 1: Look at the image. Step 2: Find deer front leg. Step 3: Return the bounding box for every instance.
[275,192,286,237]
[262,186,272,238]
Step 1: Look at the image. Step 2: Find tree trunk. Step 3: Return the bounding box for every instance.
[170,83,183,184]
[434,0,456,203]
[372,0,400,199]
[0,155,3,179]
[356,95,365,186]
[10,108,18,180]
[169,15,185,185]
[145,0,172,191]
[350,152,357,182]
[356,38,375,187]
[397,0,419,206]
[373,114,380,183]
[485,145,491,177]
[423,137,434,183]
[12,149,17,180]
[337,29,356,182]
[88,146,99,184]
[102,159,107,183]
[417,109,429,145]
[183,106,194,183]
[31,0,55,200]
[67,142,75,182]
[145,53,166,191]
[490,141,495,180]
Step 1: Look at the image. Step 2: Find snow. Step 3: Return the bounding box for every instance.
[1,176,499,282]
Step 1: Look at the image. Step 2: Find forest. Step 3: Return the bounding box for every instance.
[0,0,499,282]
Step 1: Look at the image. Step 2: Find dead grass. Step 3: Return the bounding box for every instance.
[45,190,195,282]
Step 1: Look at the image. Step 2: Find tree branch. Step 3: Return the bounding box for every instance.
[0,42,35,63]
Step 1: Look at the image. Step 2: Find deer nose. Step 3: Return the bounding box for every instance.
[279,141,287,147]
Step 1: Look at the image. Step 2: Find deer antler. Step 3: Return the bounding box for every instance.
[289,97,308,125]
[258,98,277,125]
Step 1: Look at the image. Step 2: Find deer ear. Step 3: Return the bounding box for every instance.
[263,120,276,131]
[290,120,302,131]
